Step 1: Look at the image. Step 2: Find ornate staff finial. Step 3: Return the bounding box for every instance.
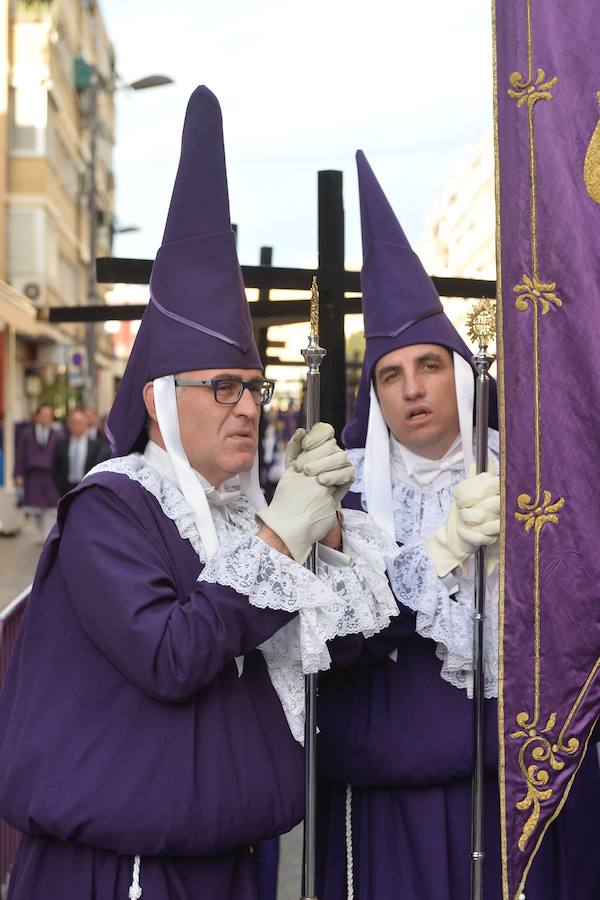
[467,298,497,350]
[310,275,320,340]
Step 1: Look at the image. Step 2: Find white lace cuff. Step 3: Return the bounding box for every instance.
[385,541,498,699]
[199,519,399,743]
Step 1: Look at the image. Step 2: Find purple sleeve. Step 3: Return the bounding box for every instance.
[341,489,364,512]
[60,486,294,702]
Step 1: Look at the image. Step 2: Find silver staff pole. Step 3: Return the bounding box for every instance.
[300,276,326,900]
[467,299,496,900]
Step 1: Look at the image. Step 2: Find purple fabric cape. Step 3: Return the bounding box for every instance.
[0,472,303,898]
[496,2,600,897]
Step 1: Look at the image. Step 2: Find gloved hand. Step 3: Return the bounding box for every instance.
[288,423,355,505]
[256,465,337,564]
[425,461,500,578]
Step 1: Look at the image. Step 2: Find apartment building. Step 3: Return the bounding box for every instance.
[419,131,496,351]
[1,0,117,493]
[6,0,116,411]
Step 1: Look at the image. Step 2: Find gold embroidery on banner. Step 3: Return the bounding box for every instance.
[508,659,600,858]
[508,70,558,109]
[583,92,600,204]
[556,658,600,751]
[513,275,562,314]
[509,712,564,852]
[500,0,594,884]
[514,491,564,534]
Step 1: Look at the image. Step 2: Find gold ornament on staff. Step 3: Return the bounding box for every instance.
[310,275,320,341]
[467,298,497,349]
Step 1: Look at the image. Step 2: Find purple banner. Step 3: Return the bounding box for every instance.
[495,0,600,897]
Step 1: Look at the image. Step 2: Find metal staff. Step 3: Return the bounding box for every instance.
[467,299,496,900]
[300,276,326,900]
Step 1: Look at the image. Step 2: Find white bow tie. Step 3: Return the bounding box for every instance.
[391,437,465,488]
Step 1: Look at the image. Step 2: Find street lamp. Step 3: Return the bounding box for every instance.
[128,75,173,91]
[75,61,174,407]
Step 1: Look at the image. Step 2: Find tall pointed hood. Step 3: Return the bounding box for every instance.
[343,151,495,449]
[106,86,261,457]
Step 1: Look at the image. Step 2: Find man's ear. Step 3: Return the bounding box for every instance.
[142,382,157,424]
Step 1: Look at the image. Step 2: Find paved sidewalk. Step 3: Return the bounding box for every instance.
[0,517,46,613]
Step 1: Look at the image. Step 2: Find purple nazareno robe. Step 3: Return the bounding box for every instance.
[0,471,305,899]
[315,489,600,900]
[14,425,60,509]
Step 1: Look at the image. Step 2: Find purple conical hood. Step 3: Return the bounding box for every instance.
[106,86,261,457]
[343,151,496,448]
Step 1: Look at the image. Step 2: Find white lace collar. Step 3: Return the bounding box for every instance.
[349,428,499,499]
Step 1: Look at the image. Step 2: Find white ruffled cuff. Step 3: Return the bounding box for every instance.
[199,514,399,742]
[385,540,498,699]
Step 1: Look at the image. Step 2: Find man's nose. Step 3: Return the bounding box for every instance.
[234,387,260,418]
[403,373,425,400]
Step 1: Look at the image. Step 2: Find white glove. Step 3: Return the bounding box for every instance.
[425,463,500,578]
[290,423,355,504]
[256,466,337,564]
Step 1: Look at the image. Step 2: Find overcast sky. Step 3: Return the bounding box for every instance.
[100,0,493,272]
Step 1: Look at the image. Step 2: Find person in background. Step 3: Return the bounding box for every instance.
[85,405,110,457]
[14,403,61,542]
[52,407,110,498]
[84,406,100,440]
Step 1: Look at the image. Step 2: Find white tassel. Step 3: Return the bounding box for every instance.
[345,784,354,900]
[128,855,142,899]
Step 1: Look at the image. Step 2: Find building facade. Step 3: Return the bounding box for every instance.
[0,0,117,493]
[7,0,117,414]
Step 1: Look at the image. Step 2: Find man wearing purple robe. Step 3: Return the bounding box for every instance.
[315,152,600,899]
[14,403,60,541]
[0,89,400,900]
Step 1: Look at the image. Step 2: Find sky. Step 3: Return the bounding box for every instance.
[99,0,494,273]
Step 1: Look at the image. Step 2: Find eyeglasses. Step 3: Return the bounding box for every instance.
[174,377,275,407]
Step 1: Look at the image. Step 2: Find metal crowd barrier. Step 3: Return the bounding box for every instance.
[0,585,31,899]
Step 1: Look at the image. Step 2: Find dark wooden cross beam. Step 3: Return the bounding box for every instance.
[47,275,495,324]
[46,170,497,437]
